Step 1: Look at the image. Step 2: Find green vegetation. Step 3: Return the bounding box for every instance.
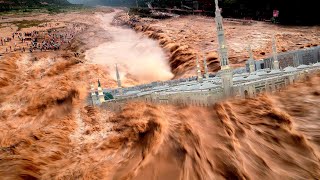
[0,0,91,15]
[46,5,90,14]
[13,20,48,31]
[0,4,91,16]
[129,7,152,17]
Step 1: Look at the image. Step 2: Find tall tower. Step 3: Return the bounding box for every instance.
[115,64,123,95]
[196,56,203,83]
[97,79,105,104]
[215,0,233,96]
[272,34,280,70]
[203,52,209,79]
[215,0,229,69]
[247,45,255,73]
[90,84,98,105]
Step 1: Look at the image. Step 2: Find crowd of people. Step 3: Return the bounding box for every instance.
[0,23,85,54]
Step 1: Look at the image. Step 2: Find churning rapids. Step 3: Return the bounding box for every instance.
[0,9,320,180]
[85,10,173,84]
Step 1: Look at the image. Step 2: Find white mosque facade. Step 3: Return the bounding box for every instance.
[89,0,320,111]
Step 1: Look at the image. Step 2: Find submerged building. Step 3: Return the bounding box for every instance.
[89,0,320,111]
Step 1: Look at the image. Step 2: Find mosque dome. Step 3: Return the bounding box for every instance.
[283,66,297,72]
[199,82,218,90]
[297,64,309,69]
[233,73,243,77]
[269,69,282,74]
[104,92,114,100]
[233,76,245,81]
[240,72,249,76]
[256,71,267,76]
[313,62,320,67]
[245,74,260,80]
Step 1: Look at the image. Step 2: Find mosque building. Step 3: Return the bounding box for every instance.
[89,0,320,110]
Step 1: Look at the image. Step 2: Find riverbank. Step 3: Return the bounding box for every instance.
[0,7,121,87]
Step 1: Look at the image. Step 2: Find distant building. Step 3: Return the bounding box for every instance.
[245,46,320,71]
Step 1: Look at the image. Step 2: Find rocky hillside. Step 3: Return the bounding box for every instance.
[0,0,70,11]
[0,0,70,5]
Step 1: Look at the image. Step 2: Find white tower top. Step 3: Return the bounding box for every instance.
[97,79,102,90]
[97,79,105,103]
[203,52,209,79]
[90,84,95,96]
[247,45,255,73]
[115,64,122,88]
[215,0,219,11]
[115,64,123,96]
[215,0,229,70]
[248,45,254,60]
[272,34,280,70]
[196,56,203,82]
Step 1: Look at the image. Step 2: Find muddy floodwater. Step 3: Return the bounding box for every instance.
[0,8,319,180]
[85,10,173,84]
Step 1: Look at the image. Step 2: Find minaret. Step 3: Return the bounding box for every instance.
[247,45,255,73]
[97,79,105,104]
[272,34,280,70]
[293,53,299,67]
[115,64,123,95]
[90,83,97,105]
[203,52,209,79]
[215,0,229,69]
[215,0,233,97]
[196,56,203,83]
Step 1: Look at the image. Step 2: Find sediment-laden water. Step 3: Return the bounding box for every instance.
[85,10,173,85]
[0,9,319,180]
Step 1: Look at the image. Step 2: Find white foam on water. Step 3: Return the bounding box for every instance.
[85,10,173,84]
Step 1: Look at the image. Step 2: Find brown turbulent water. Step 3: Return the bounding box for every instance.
[0,52,320,179]
[1,11,320,180]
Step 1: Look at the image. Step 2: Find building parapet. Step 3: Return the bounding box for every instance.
[88,62,319,111]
